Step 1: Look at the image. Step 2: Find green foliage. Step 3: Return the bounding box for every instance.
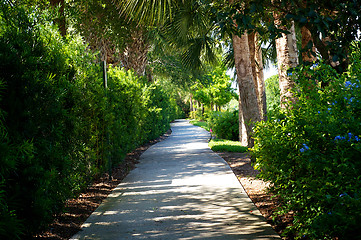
[189,120,210,132]
[253,45,361,239]
[209,0,361,72]
[265,74,280,114]
[209,139,247,152]
[207,110,239,141]
[70,0,133,58]
[141,82,180,140]
[189,109,207,121]
[0,4,181,238]
[0,82,24,239]
[191,66,236,109]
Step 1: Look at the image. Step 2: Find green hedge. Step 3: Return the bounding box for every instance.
[207,110,239,141]
[0,4,181,239]
[253,44,361,239]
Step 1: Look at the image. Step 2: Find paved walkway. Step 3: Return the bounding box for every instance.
[71,120,279,240]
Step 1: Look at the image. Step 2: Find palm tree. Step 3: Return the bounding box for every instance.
[119,0,263,147]
[273,11,299,108]
[300,26,317,64]
[232,32,260,146]
[120,26,149,76]
[248,32,267,121]
[50,0,66,36]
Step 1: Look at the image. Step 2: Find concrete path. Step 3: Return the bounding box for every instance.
[71,119,280,240]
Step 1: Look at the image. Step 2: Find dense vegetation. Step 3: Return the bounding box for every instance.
[190,109,239,142]
[253,44,361,239]
[1,0,361,239]
[265,74,280,114]
[0,5,181,239]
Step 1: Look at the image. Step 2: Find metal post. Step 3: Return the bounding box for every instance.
[102,60,108,89]
[102,60,111,180]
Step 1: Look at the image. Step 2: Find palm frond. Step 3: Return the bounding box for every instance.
[181,37,203,69]
[261,39,277,69]
[222,40,235,69]
[117,0,180,25]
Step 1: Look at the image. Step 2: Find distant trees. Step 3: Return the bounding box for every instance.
[191,66,236,111]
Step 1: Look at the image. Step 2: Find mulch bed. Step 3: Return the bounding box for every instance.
[35,132,293,240]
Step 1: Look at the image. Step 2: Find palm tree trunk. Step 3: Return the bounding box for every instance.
[248,32,259,97]
[233,32,261,147]
[190,94,194,112]
[254,33,267,120]
[274,18,299,108]
[238,96,248,146]
[50,0,66,36]
[121,27,149,76]
[301,26,317,64]
[248,32,267,120]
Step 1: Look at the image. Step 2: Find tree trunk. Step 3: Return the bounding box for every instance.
[248,32,267,120]
[190,94,194,112]
[120,27,149,76]
[254,33,267,120]
[274,19,299,108]
[238,95,248,146]
[248,32,258,98]
[233,32,261,147]
[50,0,66,36]
[301,26,317,64]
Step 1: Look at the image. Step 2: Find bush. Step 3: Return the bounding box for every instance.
[207,110,239,141]
[142,83,178,141]
[0,81,24,239]
[189,109,205,121]
[253,45,361,239]
[0,5,91,235]
[0,4,182,238]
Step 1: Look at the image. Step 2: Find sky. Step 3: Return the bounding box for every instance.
[228,64,278,89]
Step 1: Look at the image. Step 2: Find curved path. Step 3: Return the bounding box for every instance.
[71,120,279,239]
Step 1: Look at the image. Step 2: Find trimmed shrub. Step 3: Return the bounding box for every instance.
[207,110,239,141]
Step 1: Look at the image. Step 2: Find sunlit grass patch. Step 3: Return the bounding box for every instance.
[189,120,210,131]
[208,139,248,152]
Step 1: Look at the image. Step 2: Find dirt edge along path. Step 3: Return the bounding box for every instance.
[217,152,294,239]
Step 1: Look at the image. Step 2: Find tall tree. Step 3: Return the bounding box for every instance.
[233,32,260,146]
[70,0,150,76]
[50,0,66,36]
[254,33,267,120]
[248,32,267,120]
[300,26,317,64]
[120,27,149,76]
[274,13,299,108]
[120,0,264,146]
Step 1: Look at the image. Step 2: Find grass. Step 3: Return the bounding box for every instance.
[189,120,210,131]
[190,120,247,153]
[208,139,248,153]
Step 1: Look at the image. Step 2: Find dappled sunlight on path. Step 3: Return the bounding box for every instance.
[71,119,279,239]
